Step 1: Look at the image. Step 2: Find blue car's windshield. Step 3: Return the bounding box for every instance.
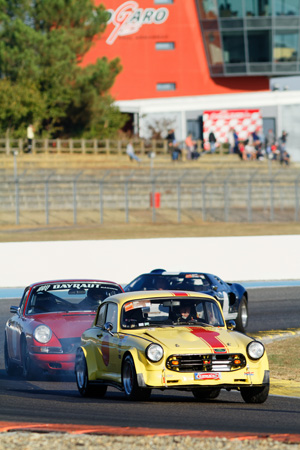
[125,274,211,292]
[121,297,224,329]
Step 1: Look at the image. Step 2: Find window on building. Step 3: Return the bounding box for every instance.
[156,83,176,91]
[217,0,243,18]
[245,0,272,16]
[155,42,175,50]
[274,0,300,16]
[222,31,245,63]
[248,30,272,62]
[197,0,218,19]
[274,30,299,62]
[204,31,224,65]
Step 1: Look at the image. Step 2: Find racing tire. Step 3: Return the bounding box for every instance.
[75,348,107,398]
[4,334,17,376]
[21,338,36,380]
[235,297,248,333]
[240,384,269,404]
[192,388,221,401]
[122,355,151,401]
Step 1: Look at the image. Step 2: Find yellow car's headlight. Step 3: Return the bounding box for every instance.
[146,344,164,362]
[247,341,264,360]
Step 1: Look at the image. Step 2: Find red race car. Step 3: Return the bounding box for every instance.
[4,279,123,379]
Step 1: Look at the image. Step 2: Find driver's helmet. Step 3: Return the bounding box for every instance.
[86,287,105,304]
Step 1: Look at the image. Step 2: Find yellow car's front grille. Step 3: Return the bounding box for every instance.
[166,354,246,372]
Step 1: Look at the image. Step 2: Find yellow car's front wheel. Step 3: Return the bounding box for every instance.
[75,348,107,398]
[240,384,269,403]
[122,355,151,401]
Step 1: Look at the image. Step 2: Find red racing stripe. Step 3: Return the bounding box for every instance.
[189,327,228,353]
[172,292,189,297]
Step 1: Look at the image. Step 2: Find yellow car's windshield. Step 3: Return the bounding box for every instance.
[121,298,224,329]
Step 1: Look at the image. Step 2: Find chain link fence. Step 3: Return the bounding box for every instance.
[1,168,300,225]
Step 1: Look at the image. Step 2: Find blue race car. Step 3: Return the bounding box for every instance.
[124,269,248,333]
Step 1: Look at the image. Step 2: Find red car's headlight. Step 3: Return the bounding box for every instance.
[33,325,52,344]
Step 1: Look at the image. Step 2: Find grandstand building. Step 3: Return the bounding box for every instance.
[85,0,300,160]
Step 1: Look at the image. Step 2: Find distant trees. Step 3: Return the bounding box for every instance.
[0,0,126,138]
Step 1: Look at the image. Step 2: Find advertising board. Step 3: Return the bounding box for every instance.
[203,109,263,146]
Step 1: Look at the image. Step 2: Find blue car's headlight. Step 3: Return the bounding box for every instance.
[146,344,164,362]
[33,325,52,344]
[247,341,264,360]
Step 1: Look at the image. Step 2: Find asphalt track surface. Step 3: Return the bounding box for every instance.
[0,286,300,441]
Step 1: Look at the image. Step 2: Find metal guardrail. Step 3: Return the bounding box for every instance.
[1,170,299,225]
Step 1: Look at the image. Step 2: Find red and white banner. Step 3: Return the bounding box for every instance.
[203,109,263,145]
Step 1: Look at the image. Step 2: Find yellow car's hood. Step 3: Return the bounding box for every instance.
[143,326,243,353]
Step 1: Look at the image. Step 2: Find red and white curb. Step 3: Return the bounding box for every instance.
[0,422,300,443]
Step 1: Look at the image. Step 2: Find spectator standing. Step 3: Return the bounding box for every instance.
[280,130,288,146]
[228,128,238,154]
[208,130,217,153]
[126,140,141,162]
[265,129,275,157]
[185,133,196,159]
[166,128,181,160]
[166,128,176,144]
[166,128,176,151]
[26,124,35,153]
[233,129,239,154]
[238,141,247,160]
[278,131,289,165]
[252,129,261,150]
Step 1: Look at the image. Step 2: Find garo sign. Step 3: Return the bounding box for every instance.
[106,1,169,45]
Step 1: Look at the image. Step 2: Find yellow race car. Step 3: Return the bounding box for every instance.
[75,291,269,403]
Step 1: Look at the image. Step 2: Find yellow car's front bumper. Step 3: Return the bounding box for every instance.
[137,364,269,390]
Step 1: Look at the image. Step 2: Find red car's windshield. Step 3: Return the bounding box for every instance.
[26,282,122,314]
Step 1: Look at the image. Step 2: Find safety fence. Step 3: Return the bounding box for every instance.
[1,168,300,225]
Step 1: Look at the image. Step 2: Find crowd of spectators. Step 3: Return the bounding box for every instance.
[173,128,291,165]
[233,128,290,165]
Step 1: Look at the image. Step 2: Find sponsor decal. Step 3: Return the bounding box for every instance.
[185,274,202,278]
[244,371,254,376]
[195,372,221,381]
[37,283,116,291]
[124,300,150,311]
[105,1,169,45]
[36,284,51,292]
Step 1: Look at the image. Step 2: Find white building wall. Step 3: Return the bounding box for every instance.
[281,104,300,161]
[117,90,300,161]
